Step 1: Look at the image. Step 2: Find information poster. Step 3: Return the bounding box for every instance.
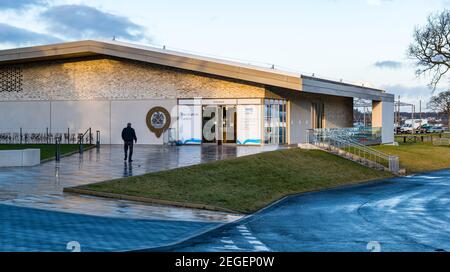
[237,105,261,145]
[178,105,202,144]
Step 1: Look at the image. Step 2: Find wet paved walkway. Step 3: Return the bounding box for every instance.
[168,169,450,252]
[0,145,280,221]
[0,145,281,251]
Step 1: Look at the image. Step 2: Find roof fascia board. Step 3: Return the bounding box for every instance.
[0,44,96,63]
[0,41,93,57]
[302,77,394,102]
[0,40,303,91]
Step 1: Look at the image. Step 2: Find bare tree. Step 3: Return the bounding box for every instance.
[427,91,450,128]
[408,10,449,90]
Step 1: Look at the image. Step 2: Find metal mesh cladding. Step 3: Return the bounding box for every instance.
[0,66,23,92]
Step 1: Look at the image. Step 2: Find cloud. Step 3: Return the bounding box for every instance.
[40,5,150,42]
[374,60,403,69]
[0,0,46,10]
[0,22,61,46]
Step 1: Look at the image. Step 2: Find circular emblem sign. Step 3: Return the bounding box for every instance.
[146,107,171,138]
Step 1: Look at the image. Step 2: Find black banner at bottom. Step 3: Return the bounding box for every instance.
[0,252,447,271]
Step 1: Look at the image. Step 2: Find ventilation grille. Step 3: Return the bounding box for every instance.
[0,66,23,92]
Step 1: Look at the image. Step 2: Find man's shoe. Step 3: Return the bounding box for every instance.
[128,160,133,163]
[124,157,127,161]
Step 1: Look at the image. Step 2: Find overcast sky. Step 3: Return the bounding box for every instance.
[0,0,449,110]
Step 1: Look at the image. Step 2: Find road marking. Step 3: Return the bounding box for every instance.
[254,245,270,251]
[223,245,240,250]
[234,224,271,252]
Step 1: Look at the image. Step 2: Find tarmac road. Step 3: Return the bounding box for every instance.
[168,169,450,252]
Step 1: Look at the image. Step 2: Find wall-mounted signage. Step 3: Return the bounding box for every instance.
[146,106,171,138]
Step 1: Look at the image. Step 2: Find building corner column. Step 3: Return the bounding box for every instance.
[372,100,394,144]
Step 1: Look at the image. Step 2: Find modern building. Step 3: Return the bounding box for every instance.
[0,40,394,145]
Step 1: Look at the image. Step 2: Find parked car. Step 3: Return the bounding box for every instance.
[400,124,413,134]
[417,124,433,134]
[429,126,446,133]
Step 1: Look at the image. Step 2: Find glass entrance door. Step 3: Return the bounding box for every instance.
[202,105,217,143]
[222,105,236,144]
[202,105,237,144]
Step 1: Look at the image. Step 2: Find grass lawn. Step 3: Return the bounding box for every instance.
[79,148,392,213]
[0,144,94,161]
[374,141,450,173]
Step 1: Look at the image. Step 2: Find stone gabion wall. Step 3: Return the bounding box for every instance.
[0,57,268,101]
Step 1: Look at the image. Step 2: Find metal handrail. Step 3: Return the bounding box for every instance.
[309,129,400,174]
[339,136,392,159]
[77,128,92,154]
[311,128,390,158]
[77,128,92,145]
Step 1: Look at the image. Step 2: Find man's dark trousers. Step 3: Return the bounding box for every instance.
[124,141,134,162]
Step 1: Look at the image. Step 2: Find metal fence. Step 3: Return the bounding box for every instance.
[397,134,450,143]
[0,128,93,144]
[433,137,450,146]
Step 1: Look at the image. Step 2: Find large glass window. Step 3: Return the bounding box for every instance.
[264,99,287,144]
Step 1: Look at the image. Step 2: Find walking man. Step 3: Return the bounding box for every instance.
[122,123,137,162]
